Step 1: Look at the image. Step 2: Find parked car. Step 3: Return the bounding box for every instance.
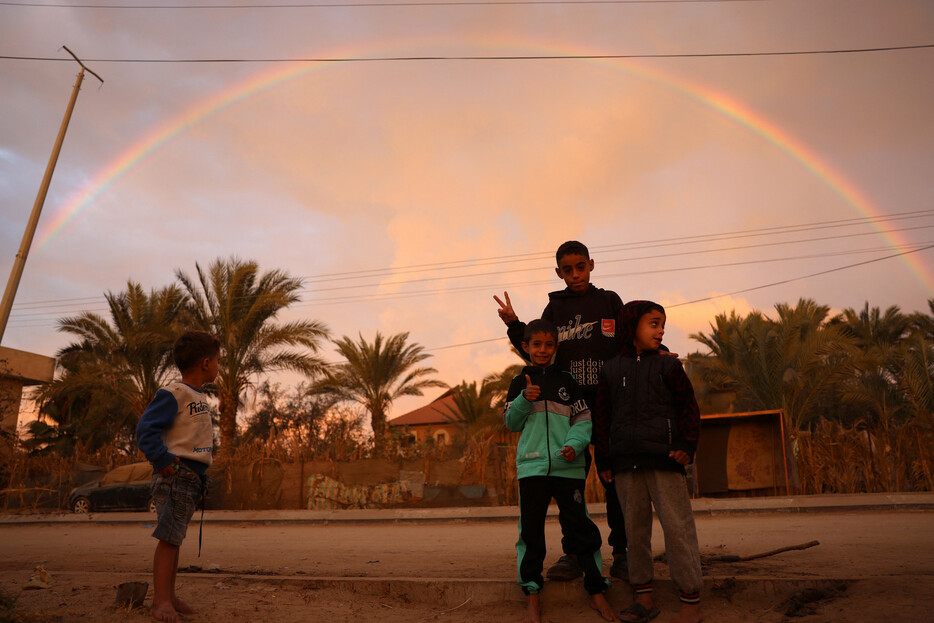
[68,461,155,513]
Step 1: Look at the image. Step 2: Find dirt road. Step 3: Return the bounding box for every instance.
[2,510,932,622]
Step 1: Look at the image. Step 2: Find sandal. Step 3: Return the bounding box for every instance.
[619,602,660,623]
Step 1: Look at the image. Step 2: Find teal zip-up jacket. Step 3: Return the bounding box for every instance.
[504,364,593,480]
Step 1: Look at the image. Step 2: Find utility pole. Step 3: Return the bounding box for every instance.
[0,47,102,344]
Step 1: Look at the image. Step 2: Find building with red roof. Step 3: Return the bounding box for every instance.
[388,389,465,446]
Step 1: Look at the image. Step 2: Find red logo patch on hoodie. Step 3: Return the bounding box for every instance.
[601,319,615,337]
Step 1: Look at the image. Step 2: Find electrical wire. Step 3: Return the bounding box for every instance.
[12,208,923,317]
[291,208,934,284]
[3,44,931,65]
[8,211,934,312]
[6,240,932,327]
[0,0,771,7]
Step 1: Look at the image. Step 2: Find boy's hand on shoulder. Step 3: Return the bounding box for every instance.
[493,292,519,324]
[523,374,541,401]
[669,450,691,465]
[559,445,576,462]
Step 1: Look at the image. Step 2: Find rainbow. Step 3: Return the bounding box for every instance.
[36,59,319,244]
[36,39,934,292]
[603,58,934,292]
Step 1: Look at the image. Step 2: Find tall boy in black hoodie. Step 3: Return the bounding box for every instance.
[593,301,702,623]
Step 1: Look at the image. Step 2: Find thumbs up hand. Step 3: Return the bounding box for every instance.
[523,374,541,401]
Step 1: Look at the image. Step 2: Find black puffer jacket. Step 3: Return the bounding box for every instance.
[593,300,700,475]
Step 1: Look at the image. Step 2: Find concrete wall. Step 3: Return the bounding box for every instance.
[206,456,499,510]
[0,346,54,463]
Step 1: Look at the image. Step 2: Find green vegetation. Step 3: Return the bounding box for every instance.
[176,257,330,449]
[688,298,934,492]
[317,331,446,453]
[27,282,187,455]
[12,256,934,496]
[688,298,934,431]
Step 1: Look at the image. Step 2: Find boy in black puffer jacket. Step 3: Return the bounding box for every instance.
[593,301,702,623]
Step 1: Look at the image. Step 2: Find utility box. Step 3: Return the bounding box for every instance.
[695,410,798,496]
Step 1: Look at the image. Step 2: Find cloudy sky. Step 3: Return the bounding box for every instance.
[2,0,933,423]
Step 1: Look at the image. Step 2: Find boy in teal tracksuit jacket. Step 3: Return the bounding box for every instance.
[504,318,615,623]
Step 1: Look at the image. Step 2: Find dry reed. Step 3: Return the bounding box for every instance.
[795,419,934,494]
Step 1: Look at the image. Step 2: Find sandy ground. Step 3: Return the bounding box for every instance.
[1,510,933,622]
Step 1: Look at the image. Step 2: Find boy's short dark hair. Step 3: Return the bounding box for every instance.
[555,240,590,264]
[621,300,667,338]
[524,318,559,343]
[173,331,220,372]
[637,301,666,320]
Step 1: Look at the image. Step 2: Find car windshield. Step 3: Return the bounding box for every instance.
[99,462,153,485]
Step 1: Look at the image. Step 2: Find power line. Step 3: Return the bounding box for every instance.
[278,223,934,294]
[433,243,934,354]
[7,240,931,327]
[667,244,934,309]
[294,209,934,285]
[10,209,926,312]
[9,222,931,316]
[295,242,934,305]
[8,210,934,314]
[11,209,928,310]
[308,209,934,282]
[0,0,770,6]
[3,44,931,65]
[412,243,934,355]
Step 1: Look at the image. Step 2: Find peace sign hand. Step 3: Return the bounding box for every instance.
[523,374,541,401]
[493,291,519,324]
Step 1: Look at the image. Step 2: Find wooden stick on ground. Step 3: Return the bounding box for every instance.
[708,540,821,563]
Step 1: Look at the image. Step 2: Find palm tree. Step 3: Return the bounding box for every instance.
[443,381,499,434]
[482,364,525,407]
[899,333,934,427]
[691,299,857,429]
[902,299,934,426]
[834,303,910,349]
[33,282,187,453]
[443,364,525,435]
[831,304,910,431]
[176,257,330,450]
[689,309,783,412]
[319,331,446,452]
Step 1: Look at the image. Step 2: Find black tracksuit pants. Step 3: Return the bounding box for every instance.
[557,446,627,556]
[558,387,627,558]
[517,475,609,595]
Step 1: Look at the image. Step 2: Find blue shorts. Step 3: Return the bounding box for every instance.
[151,462,204,547]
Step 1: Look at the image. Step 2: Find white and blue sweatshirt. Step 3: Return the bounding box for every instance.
[136,382,214,476]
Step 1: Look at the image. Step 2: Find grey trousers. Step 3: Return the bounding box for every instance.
[614,469,702,602]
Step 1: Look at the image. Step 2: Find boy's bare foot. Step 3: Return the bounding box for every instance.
[522,593,542,623]
[669,603,701,623]
[151,600,179,622]
[589,592,616,621]
[173,597,196,614]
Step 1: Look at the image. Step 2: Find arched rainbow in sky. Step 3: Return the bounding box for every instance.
[35,43,934,294]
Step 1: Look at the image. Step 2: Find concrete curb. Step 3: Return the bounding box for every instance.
[2,492,932,525]
[95,570,859,608]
